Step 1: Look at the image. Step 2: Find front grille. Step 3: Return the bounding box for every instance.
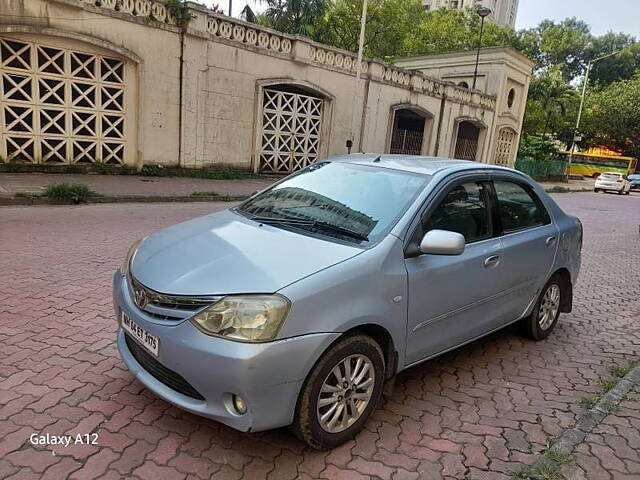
[128,275,220,321]
[125,334,205,401]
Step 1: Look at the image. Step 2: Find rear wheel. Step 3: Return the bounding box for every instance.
[292,335,384,450]
[522,275,562,341]
[594,188,599,193]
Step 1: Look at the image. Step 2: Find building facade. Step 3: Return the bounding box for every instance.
[422,0,519,28]
[0,0,532,173]
[395,47,534,166]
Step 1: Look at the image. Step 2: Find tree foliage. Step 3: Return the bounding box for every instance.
[402,7,518,57]
[518,18,592,81]
[256,0,329,36]
[587,33,640,86]
[313,0,425,59]
[581,74,640,158]
[523,67,579,140]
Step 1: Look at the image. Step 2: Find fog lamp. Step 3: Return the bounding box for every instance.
[232,395,247,415]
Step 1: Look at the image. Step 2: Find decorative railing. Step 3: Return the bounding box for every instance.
[80,0,176,25]
[309,45,365,74]
[205,16,293,55]
[75,0,497,110]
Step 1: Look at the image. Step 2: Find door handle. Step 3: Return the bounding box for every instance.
[545,236,557,246]
[484,255,500,268]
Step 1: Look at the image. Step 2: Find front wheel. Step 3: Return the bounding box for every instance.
[522,276,562,341]
[292,335,384,450]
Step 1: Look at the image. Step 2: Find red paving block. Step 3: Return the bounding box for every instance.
[1,195,640,479]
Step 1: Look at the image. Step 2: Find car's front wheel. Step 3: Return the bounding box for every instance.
[292,334,384,450]
[522,275,562,341]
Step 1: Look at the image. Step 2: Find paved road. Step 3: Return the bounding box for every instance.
[1,192,639,479]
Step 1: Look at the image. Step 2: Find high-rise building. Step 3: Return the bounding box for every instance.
[422,0,519,29]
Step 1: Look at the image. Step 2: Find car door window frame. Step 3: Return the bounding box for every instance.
[404,174,495,257]
[488,176,552,236]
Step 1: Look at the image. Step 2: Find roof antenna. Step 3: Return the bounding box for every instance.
[372,156,381,163]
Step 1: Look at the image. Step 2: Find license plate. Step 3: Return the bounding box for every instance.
[121,312,159,357]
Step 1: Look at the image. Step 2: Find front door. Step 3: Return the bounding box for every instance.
[404,180,509,365]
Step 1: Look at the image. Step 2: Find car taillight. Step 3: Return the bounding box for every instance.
[617,179,624,183]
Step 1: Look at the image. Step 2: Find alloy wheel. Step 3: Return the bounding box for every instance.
[316,354,375,433]
[538,284,560,330]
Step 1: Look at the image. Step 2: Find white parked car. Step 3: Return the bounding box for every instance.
[594,172,631,195]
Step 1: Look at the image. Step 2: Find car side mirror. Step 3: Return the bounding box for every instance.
[419,230,466,256]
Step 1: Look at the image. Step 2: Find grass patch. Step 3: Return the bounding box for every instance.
[580,394,600,409]
[545,186,571,194]
[598,378,617,392]
[610,360,639,379]
[14,191,41,199]
[511,452,575,480]
[41,183,100,204]
[190,191,220,197]
[545,451,575,466]
[141,165,249,180]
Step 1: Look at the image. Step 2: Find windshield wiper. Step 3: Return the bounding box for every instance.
[247,215,369,242]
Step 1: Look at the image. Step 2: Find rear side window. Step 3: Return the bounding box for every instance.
[493,180,550,233]
[423,182,490,243]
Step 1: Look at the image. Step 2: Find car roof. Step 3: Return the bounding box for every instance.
[329,153,511,176]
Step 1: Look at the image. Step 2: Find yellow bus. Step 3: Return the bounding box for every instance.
[560,150,638,178]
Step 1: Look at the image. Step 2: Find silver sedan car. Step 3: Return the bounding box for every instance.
[113,155,582,449]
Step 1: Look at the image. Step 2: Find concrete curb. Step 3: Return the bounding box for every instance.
[520,362,640,479]
[0,194,249,206]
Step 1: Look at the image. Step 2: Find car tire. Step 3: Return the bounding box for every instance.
[292,334,384,450]
[522,275,562,341]
[594,188,599,193]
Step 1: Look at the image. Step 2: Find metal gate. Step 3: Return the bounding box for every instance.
[258,87,323,174]
[0,37,126,164]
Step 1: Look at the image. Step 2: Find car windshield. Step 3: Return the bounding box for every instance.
[601,173,621,180]
[236,162,430,244]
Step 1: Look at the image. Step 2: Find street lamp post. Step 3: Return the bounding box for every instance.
[348,0,369,154]
[472,7,492,90]
[567,49,626,180]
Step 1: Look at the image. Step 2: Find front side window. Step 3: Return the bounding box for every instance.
[493,180,550,233]
[236,162,430,244]
[423,182,490,244]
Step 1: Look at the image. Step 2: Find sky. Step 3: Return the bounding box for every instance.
[215,0,640,39]
[516,0,640,37]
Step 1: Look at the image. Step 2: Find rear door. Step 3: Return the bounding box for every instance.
[488,177,559,326]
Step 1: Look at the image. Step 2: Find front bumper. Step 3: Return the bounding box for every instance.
[113,272,339,432]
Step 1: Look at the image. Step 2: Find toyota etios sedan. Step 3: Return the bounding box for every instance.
[114,155,582,449]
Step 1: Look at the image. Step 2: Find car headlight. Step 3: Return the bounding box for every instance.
[120,236,146,276]
[190,294,291,342]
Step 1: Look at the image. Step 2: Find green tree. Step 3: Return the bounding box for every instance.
[518,18,592,81]
[581,74,640,158]
[587,33,640,86]
[257,0,329,36]
[524,67,579,138]
[403,7,519,57]
[313,0,426,60]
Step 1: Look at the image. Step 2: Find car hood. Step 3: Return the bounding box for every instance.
[131,209,363,295]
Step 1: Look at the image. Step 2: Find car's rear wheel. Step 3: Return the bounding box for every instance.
[594,188,599,193]
[292,334,384,450]
[522,275,562,341]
